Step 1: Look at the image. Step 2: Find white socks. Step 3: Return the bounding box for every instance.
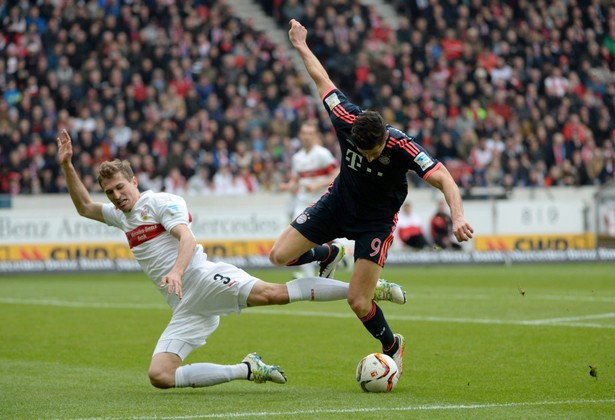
[175,363,248,388]
[286,276,349,302]
[301,263,316,277]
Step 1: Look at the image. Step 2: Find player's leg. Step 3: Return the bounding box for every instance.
[247,276,350,306]
[348,259,405,375]
[148,352,182,388]
[270,226,345,277]
[149,314,286,388]
[269,224,318,266]
[269,203,345,278]
[192,261,349,310]
[246,274,406,307]
[347,258,385,318]
[350,226,406,375]
[172,353,287,387]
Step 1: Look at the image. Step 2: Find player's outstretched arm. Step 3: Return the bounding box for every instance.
[288,19,336,98]
[425,166,474,242]
[57,129,105,223]
[161,224,197,300]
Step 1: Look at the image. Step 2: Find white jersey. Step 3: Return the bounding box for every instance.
[102,190,260,360]
[102,190,214,308]
[291,145,337,213]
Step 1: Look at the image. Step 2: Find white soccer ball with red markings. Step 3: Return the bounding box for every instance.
[356,353,399,392]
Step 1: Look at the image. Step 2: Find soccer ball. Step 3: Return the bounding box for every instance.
[356,353,399,393]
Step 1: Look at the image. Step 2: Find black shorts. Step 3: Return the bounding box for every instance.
[290,199,397,267]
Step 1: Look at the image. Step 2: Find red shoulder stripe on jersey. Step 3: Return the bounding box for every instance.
[298,164,336,179]
[125,223,166,248]
[407,142,421,155]
[341,107,358,123]
[390,137,421,157]
[332,105,357,125]
[397,138,421,155]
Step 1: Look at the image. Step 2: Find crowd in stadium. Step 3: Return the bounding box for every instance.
[1,0,614,196]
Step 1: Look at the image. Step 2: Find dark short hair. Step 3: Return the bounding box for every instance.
[351,110,387,150]
[97,159,134,186]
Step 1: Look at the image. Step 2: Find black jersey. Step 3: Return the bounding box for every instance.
[321,88,442,221]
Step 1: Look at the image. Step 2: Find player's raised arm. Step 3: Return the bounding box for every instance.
[288,19,336,98]
[57,129,105,223]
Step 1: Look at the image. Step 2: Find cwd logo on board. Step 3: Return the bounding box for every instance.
[475,233,595,251]
[0,240,276,261]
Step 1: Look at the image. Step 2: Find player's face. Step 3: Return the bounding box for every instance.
[357,141,386,162]
[299,125,319,149]
[357,130,388,162]
[101,172,140,212]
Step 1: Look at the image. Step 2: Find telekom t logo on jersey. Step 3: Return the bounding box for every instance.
[345,149,363,170]
[345,150,383,176]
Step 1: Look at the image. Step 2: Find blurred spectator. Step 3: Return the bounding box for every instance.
[186,167,213,196]
[397,202,429,250]
[2,0,615,198]
[163,167,186,196]
[469,136,493,186]
[430,201,462,250]
[212,163,235,195]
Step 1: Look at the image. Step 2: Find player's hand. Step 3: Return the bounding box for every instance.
[161,272,183,300]
[452,219,474,242]
[56,129,73,165]
[305,183,317,193]
[288,19,307,47]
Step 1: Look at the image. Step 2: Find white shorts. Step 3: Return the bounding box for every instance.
[153,260,259,360]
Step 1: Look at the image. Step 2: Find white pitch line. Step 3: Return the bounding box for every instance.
[523,312,615,325]
[539,295,615,303]
[247,308,615,329]
[412,293,615,303]
[77,399,615,419]
[0,297,166,310]
[2,298,615,329]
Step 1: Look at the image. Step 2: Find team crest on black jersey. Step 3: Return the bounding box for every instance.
[295,212,310,224]
[378,155,391,165]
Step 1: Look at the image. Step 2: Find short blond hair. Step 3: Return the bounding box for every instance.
[97,159,134,186]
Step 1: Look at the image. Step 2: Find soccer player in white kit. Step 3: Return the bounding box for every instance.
[280,120,339,277]
[57,129,404,389]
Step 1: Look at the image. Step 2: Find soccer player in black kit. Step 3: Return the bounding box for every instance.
[269,19,475,378]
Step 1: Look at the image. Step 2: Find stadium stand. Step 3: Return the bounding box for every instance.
[1,0,614,197]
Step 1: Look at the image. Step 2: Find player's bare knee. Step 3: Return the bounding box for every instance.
[148,366,174,389]
[347,295,370,317]
[268,248,287,266]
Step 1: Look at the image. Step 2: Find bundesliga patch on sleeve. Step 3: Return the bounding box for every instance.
[163,198,182,214]
[325,93,341,110]
[414,152,434,170]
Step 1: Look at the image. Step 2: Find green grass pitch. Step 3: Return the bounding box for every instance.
[1,263,614,419]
